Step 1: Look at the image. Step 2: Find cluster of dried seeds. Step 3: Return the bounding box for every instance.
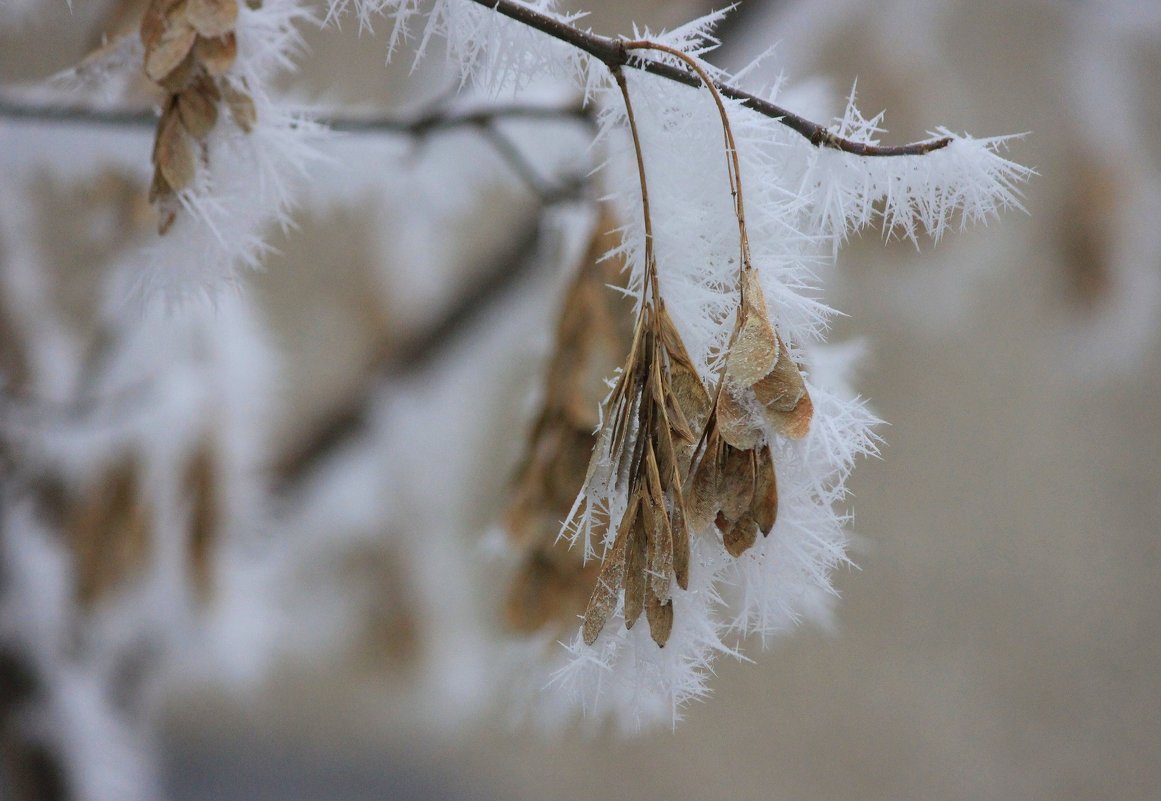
[577,265,813,647]
[578,291,711,648]
[504,210,631,634]
[685,267,812,555]
[507,59,815,650]
[139,0,256,233]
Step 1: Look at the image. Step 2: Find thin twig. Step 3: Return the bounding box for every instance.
[471,0,951,157]
[623,40,752,276]
[0,95,593,135]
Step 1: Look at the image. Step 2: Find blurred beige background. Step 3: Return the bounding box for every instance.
[4,1,1160,800]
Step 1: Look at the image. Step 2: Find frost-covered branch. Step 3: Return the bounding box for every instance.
[467,0,951,156]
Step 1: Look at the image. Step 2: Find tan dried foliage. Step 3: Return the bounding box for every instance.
[138,0,247,233]
[509,224,811,649]
[66,459,152,607]
[579,262,715,648]
[503,208,633,635]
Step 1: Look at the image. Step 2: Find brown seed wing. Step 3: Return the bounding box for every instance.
[186,0,239,38]
[751,445,779,535]
[685,438,720,533]
[176,83,219,138]
[724,269,778,387]
[155,107,198,191]
[723,512,759,557]
[194,33,238,77]
[644,444,673,602]
[764,392,813,440]
[718,445,756,522]
[622,502,647,629]
[222,81,256,132]
[716,383,762,450]
[144,22,197,83]
[645,590,674,647]
[667,474,690,590]
[581,496,637,645]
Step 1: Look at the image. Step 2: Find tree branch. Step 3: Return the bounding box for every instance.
[0,94,593,136]
[273,216,549,492]
[470,0,951,157]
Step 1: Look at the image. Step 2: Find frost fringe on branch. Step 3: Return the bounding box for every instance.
[325,0,1028,730]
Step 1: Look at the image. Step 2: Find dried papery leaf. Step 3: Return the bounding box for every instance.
[185,0,238,38]
[67,460,152,607]
[176,81,219,138]
[718,445,755,522]
[724,269,778,388]
[722,511,759,557]
[194,33,237,77]
[751,445,778,535]
[183,444,217,601]
[622,504,647,629]
[716,383,762,450]
[155,106,197,190]
[222,81,256,132]
[144,19,197,83]
[645,590,673,647]
[582,498,636,645]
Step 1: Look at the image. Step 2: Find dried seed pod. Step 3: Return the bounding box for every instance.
[157,49,201,93]
[753,346,807,414]
[660,306,711,434]
[194,33,238,77]
[582,499,636,645]
[222,81,256,132]
[177,79,220,138]
[144,19,197,83]
[645,590,673,647]
[717,445,755,523]
[760,387,813,440]
[185,0,239,38]
[686,441,720,532]
[724,268,779,387]
[722,511,759,557]
[154,105,198,191]
[644,443,673,602]
[716,383,762,450]
[622,502,647,629]
[668,482,690,590]
[751,445,778,535]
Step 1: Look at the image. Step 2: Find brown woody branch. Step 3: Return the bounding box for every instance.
[470,0,951,157]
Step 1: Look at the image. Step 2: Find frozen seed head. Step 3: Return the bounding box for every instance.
[139,0,253,233]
